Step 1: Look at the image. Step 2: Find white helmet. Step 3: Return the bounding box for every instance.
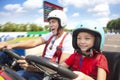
[47,10,67,27]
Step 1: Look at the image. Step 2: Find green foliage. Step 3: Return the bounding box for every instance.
[0,22,44,32]
[44,25,49,31]
[0,22,74,32]
[107,18,120,32]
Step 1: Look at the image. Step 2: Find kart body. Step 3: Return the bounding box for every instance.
[0,49,120,80]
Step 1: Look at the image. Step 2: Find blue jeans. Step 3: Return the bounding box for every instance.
[17,70,44,80]
[0,51,13,65]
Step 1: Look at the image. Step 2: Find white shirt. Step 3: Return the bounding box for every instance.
[41,32,74,58]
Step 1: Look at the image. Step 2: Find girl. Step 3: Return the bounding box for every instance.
[61,24,109,80]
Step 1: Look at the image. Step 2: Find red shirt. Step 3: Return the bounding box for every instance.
[65,52,109,79]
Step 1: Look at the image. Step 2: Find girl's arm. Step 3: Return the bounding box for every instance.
[60,62,69,68]
[73,67,107,80]
[97,67,107,80]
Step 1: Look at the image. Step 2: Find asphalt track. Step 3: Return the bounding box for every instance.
[103,34,120,52]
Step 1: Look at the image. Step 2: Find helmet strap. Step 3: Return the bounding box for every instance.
[83,49,93,57]
[76,48,93,57]
[56,18,63,35]
[56,28,64,38]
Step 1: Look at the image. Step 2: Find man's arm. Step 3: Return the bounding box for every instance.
[7,37,46,49]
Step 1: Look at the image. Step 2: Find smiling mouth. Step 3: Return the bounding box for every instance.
[80,46,87,49]
[80,45,86,48]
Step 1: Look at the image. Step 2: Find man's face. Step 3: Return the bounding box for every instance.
[49,18,59,35]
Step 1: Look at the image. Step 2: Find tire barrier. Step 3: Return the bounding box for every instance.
[0,31,48,42]
[0,35,15,42]
[0,34,42,42]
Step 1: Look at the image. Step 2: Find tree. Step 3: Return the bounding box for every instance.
[28,24,39,31]
[19,24,28,31]
[107,18,120,33]
[44,25,49,31]
[2,22,16,32]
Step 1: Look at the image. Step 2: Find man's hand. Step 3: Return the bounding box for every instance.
[17,56,40,72]
[17,56,29,70]
[0,42,8,50]
[0,42,15,50]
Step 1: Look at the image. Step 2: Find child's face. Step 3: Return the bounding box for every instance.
[77,32,95,53]
[49,18,59,35]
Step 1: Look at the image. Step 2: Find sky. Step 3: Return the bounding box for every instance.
[0,0,120,29]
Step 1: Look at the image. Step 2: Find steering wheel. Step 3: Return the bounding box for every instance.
[25,55,78,79]
[2,48,78,79]
[2,48,24,60]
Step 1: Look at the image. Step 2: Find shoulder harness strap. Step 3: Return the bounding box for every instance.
[42,35,54,57]
[42,33,68,63]
[51,33,68,63]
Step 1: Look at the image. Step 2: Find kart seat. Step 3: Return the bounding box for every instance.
[103,51,120,80]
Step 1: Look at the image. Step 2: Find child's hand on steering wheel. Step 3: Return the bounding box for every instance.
[73,71,84,80]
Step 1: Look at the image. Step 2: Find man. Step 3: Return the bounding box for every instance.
[0,10,74,80]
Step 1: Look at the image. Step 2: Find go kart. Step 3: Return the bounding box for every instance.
[1,48,120,80]
[0,48,25,80]
[0,65,25,80]
[1,48,78,80]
